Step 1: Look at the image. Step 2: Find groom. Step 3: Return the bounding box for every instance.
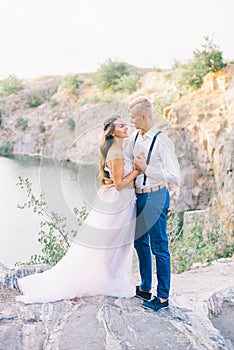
[127,96,180,311]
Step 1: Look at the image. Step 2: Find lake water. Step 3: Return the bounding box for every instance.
[0,156,98,268]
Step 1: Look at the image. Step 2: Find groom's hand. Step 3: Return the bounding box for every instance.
[134,152,147,172]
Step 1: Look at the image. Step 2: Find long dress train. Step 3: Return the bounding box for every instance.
[16,156,136,304]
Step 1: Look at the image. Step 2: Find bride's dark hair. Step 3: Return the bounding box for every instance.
[99,115,120,185]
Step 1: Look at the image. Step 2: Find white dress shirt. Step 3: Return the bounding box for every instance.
[125,125,181,189]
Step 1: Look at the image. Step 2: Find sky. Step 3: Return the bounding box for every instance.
[0,0,233,79]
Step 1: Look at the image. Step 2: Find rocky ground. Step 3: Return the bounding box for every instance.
[0,259,233,350]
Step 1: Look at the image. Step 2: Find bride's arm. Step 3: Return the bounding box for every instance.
[109,153,139,191]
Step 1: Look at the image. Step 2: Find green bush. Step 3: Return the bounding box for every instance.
[179,36,227,89]
[0,141,13,155]
[93,59,129,91]
[15,177,88,266]
[48,98,59,107]
[115,73,140,93]
[16,117,28,131]
[0,108,3,127]
[62,74,83,93]
[168,211,233,273]
[0,75,23,96]
[39,122,46,133]
[26,89,45,107]
[67,117,76,131]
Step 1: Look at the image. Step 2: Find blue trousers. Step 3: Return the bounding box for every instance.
[134,187,170,299]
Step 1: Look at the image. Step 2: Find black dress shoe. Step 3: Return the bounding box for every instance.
[142,296,169,311]
[135,286,152,301]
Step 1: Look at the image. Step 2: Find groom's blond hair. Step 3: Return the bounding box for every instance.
[128,96,153,118]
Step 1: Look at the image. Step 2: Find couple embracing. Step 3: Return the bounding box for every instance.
[16,97,180,312]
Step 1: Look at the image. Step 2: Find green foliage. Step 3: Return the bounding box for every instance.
[26,89,45,107]
[67,117,76,131]
[0,75,23,96]
[62,74,83,93]
[39,122,46,133]
[153,94,175,115]
[0,141,13,155]
[179,36,227,89]
[48,98,59,107]
[168,211,233,273]
[115,73,140,93]
[93,59,129,91]
[15,177,88,266]
[0,108,3,127]
[16,117,28,131]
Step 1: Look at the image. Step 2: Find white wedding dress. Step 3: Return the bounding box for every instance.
[16,155,136,304]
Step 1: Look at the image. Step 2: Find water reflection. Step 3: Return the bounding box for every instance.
[0,155,98,267]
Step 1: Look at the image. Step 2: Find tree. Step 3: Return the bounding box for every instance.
[0,74,23,96]
[115,74,140,93]
[179,36,227,89]
[93,59,129,91]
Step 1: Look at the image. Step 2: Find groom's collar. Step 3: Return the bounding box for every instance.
[140,124,158,139]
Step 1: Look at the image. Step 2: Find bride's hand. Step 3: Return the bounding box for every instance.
[103,177,114,188]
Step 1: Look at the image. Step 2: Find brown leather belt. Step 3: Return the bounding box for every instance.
[135,183,165,194]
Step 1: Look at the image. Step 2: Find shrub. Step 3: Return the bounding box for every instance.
[93,59,129,91]
[15,177,88,266]
[168,211,234,273]
[67,117,76,131]
[39,122,46,133]
[62,74,83,93]
[16,117,28,131]
[0,141,13,155]
[179,36,227,89]
[48,98,59,107]
[0,108,3,127]
[115,73,140,93]
[0,75,23,96]
[26,89,45,107]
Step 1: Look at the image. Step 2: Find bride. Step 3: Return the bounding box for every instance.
[16,115,139,304]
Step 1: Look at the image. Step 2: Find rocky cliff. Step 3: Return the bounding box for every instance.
[0,66,233,236]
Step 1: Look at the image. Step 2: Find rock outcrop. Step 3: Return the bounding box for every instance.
[0,260,234,349]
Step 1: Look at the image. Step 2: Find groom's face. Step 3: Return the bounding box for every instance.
[129,110,145,129]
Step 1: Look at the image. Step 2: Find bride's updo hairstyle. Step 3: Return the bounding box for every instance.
[128,96,153,118]
[99,115,121,185]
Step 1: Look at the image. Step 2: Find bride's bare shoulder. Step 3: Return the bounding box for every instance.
[106,148,124,163]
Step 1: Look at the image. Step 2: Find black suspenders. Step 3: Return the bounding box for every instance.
[133,130,162,186]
